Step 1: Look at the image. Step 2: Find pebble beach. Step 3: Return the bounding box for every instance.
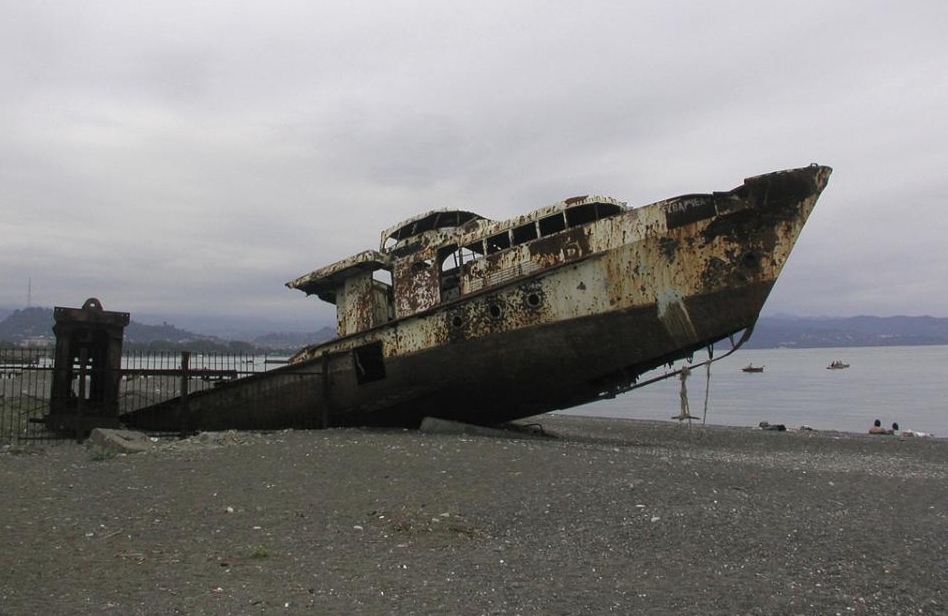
[2,415,947,615]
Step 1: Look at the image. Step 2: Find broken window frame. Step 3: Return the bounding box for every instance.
[565,202,598,227]
[538,212,567,237]
[411,259,433,272]
[485,231,511,255]
[353,341,386,384]
[372,268,394,287]
[438,245,460,273]
[511,222,538,246]
[438,244,462,300]
[459,240,485,266]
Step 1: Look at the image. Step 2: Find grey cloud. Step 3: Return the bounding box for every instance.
[2,0,947,326]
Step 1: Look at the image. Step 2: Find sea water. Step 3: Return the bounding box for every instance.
[565,345,948,436]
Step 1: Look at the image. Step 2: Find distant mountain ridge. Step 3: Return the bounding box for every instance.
[746,315,948,348]
[0,307,219,345]
[0,307,333,351]
[0,307,53,341]
[3,306,946,350]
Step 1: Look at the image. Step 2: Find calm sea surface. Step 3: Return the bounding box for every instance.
[564,345,948,436]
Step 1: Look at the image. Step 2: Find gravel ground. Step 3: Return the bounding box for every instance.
[2,415,947,616]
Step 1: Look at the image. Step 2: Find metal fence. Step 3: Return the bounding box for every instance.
[0,349,298,445]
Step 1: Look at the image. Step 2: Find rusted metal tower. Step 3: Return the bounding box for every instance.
[45,298,129,435]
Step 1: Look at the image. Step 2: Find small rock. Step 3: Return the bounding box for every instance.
[87,429,153,454]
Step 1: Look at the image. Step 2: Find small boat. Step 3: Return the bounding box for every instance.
[742,364,764,373]
[827,361,849,370]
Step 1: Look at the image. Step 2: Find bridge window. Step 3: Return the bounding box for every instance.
[565,201,624,227]
[486,232,511,254]
[539,213,567,237]
[459,241,484,266]
[565,203,597,227]
[512,223,538,246]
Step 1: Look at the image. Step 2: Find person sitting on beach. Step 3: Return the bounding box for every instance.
[869,419,889,435]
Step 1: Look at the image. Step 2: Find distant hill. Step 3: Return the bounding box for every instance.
[0,306,333,352]
[5,306,945,352]
[0,307,53,342]
[746,315,948,348]
[132,312,330,341]
[0,307,219,347]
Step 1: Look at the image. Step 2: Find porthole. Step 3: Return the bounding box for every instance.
[451,315,463,328]
[526,293,541,307]
[489,304,502,319]
[741,251,760,269]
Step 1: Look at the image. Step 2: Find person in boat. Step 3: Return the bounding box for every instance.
[869,419,889,435]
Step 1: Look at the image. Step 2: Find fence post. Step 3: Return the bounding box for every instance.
[76,348,88,443]
[321,351,331,429]
[179,351,190,437]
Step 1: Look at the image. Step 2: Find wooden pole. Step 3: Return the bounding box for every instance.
[321,351,331,429]
[179,351,190,436]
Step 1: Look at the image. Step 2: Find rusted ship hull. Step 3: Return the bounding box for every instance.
[123,283,770,431]
[124,164,831,430]
[331,283,773,426]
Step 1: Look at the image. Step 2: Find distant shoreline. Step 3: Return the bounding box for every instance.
[4,308,948,350]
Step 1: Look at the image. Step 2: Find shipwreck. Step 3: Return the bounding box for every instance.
[125,164,831,431]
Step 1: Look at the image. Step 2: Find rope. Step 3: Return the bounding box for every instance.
[702,343,713,426]
[609,325,754,398]
[674,365,693,424]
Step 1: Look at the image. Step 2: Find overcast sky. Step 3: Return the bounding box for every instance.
[2,0,946,331]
